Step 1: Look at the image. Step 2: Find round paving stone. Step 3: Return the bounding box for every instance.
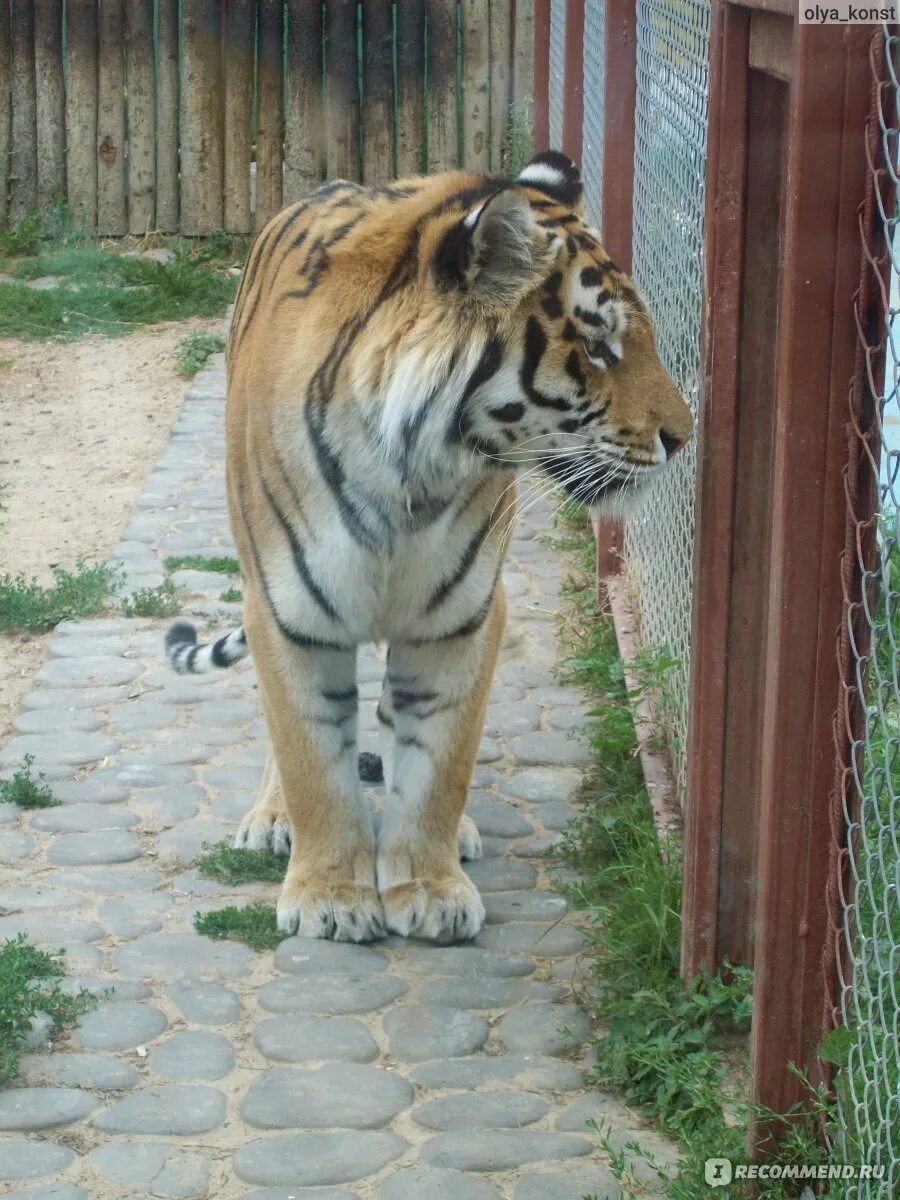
[483,891,569,923]
[88,1142,212,1198]
[398,945,534,978]
[106,702,178,732]
[0,886,85,912]
[211,791,254,820]
[53,867,161,892]
[274,937,388,975]
[234,1132,407,1187]
[0,832,35,861]
[204,764,264,790]
[56,975,150,1000]
[13,709,100,734]
[254,1015,378,1063]
[167,980,241,1024]
[413,1091,549,1131]
[0,1087,97,1130]
[0,916,103,944]
[51,780,129,805]
[502,769,582,804]
[382,1005,488,1062]
[259,974,407,1016]
[535,803,579,831]
[410,1055,584,1092]
[22,686,126,711]
[515,834,564,858]
[74,1000,167,1051]
[242,1192,359,1200]
[193,699,260,725]
[114,931,253,980]
[157,818,233,863]
[22,1052,139,1090]
[419,977,566,1010]
[465,799,533,838]
[513,1166,620,1200]
[463,858,537,892]
[4,1186,87,1200]
[30,804,139,833]
[420,1132,592,1172]
[36,657,143,688]
[484,700,542,736]
[148,1031,235,1081]
[100,893,173,939]
[0,1140,75,1181]
[0,732,117,768]
[555,1093,636,1133]
[379,1168,501,1200]
[498,1002,590,1056]
[93,1083,226,1134]
[48,830,141,866]
[48,636,127,659]
[242,1063,413,1130]
[476,922,587,958]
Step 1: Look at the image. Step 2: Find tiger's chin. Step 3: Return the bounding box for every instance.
[540,455,657,518]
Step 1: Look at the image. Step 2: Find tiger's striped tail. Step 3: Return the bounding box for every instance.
[165,621,249,674]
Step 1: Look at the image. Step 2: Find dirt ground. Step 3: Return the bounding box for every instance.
[0,318,222,742]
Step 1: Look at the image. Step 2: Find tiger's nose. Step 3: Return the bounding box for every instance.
[659,428,689,460]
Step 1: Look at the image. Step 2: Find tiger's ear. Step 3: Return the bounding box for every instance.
[517,150,584,211]
[432,188,548,307]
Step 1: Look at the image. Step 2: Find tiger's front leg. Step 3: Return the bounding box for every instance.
[377,584,505,943]
[243,590,382,943]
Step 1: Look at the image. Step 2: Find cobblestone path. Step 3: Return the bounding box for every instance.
[0,354,677,1199]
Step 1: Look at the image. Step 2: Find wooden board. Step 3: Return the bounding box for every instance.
[284,0,324,200]
[9,0,37,219]
[223,0,254,233]
[489,0,513,169]
[460,0,490,170]
[180,0,224,234]
[256,0,285,228]
[35,0,66,219]
[155,0,179,231]
[396,0,426,177]
[362,0,395,184]
[97,0,127,235]
[325,0,361,181]
[512,0,535,113]
[0,0,9,226]
[426,0,459,173]
[125,0,155,233]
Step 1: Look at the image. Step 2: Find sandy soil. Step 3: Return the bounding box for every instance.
[0,318,222,742]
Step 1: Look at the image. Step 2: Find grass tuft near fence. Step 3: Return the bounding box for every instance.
[0,562,121,633]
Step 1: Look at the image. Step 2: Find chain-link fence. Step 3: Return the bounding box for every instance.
[623,0,711,798]
[581,0,606,229]
[548,0,567,153]
[831,26,900,1195]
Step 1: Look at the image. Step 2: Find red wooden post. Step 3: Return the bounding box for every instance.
[561,0,584,161]
[594,0,638,584]
[533,0,551,150]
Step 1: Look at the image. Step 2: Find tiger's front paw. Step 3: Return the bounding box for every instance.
[234,805,292,855]
[381,874,485,944]
[276,877,385,943]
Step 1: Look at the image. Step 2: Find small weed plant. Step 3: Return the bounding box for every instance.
[0,755,59,809]
[164,555,240,575]
[220,586,242,603]
[121,578,181,618]
[0,561,120,632]
[0,936,98,1084]
[194,903,281,951]
[174,330,226,376]
[195,840,286,885]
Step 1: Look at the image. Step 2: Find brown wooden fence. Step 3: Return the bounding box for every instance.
[0,0,534,237]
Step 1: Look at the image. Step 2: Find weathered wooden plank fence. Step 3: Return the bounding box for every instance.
[0,0,533,237]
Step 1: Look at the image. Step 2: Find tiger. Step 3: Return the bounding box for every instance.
[165,151,693,944]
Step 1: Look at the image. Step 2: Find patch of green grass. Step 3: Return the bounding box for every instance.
[556,523,841,1198]
[194,903,281,951]
[0,210,44,258]
[0,561,121,632]
[0,936,99,1084]
[502,98,535,177]
[164,555,240,575]
[220,586,242,603]
[195,840,286,885]
[120,578,181,618]
[0,242,239,340]
[0,755,59,809]
[174,330,227,376]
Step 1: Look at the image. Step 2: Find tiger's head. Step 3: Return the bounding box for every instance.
[416,151,694,513]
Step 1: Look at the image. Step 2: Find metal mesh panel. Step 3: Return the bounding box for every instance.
[831,27,900,1195]
[624,0,711,799]
[582,0,606,230]
[548,0,566,150]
